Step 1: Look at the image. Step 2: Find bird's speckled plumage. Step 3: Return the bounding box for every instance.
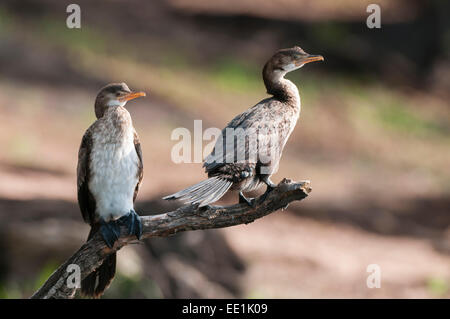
[205,98,299,190]
[77,82,144,298]
[77,84,143,224]
[164,46,323,207]
[79,107,142,222]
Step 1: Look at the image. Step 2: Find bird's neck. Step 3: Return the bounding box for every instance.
[103,106,134,133]
[263,65,300,109]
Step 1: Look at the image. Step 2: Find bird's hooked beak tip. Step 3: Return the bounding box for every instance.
[306,55,325,63]
[297,55,324,66]
[119,91,146,102]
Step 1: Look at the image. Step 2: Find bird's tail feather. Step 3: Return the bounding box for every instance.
[163,177,232,207]
[81,226,116,298]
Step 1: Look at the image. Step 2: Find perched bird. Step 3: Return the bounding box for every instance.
[77,82,146,297]
[164,46,323,207]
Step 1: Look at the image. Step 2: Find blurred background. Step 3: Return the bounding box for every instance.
[0,0,449,298]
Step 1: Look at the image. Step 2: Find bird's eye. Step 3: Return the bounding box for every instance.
[115,92,121,97]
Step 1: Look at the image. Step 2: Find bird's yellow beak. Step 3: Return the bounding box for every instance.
[297,55,324,66]
[119,91,146,102]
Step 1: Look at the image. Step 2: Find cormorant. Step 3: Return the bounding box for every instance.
[77,82,146,297]
[164,46,323,207]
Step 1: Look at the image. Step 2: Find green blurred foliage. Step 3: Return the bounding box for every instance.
[426,277,449,297]
[210,58,261,93]
[84,272,163,299]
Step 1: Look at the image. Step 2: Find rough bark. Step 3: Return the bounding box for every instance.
[31,178,311,299]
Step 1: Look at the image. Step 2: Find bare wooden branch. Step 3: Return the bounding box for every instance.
[30,178,311,299]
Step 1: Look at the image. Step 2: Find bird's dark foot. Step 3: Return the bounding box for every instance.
[100,219,121,248]
[198,204,212,210]
[259,184,275,203]
[239,192,255,207]
[118,210,143,240]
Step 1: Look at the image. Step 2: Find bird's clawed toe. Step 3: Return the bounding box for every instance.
[99,211,142,248]
[259,185,275,203]
[119,210,143,240]
[100,219,121,248]
[239,192,256,207]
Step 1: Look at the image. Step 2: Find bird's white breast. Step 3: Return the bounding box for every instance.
[88,112,139,221]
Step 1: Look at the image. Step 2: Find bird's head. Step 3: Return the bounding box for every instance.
[265,46,324,75]
[94,82,146,118]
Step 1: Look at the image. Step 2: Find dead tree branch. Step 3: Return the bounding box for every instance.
[31,178,311,299]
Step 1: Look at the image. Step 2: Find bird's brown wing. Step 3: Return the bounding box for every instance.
[203,103,258,173]
[204,99,280,175]
[133,130,144,202]
[77,129,96,225]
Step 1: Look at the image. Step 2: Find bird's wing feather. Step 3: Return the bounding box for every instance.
[133,130,144,202]
[77,129,96,225]
[204,102,262,172]
[204,98,287,176]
